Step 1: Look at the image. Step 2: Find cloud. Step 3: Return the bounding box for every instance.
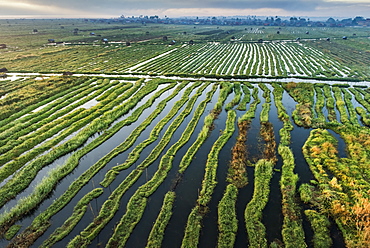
[0,0,369,17]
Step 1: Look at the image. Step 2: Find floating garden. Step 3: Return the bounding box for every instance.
[0,76,369,247]
[1,20,370,247]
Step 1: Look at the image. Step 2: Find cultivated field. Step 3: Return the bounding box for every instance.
[0,19,370,248]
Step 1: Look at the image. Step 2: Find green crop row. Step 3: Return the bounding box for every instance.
[0,79,121,166]
[0,77,84,121]
[0,77,96,134]
[146,191,176,248]
[259,83,271,103]
[104,82,215,247]
[100,81,202,186]
[355,107,370,126]
[39,188,103,248]
[6,81,181,246]
[0,80,139,188]
[182,110,236,247]
[272,83,306,247]
[304,209,332,248]
[217,184,238,248]
[0,79,165,236]
[313,86,326,127]
[332,87,350,124]
[68,82,211,247]
[278,145,306,248]
[239,87,260,122]
[198,110,236,206]
[0,79,98,146]
[213,82,233,114]
[236,84,251,111]
[349,88,370,112]
[244,159,274,248]
[341,88,360,126]
[272,83,293,146]
[283,82,315,127]
[225,82,241,111]
[260,103,270,123]
[322,85,337,122]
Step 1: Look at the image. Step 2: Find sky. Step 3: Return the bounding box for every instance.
[0,0,369,19]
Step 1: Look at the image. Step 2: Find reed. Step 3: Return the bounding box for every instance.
[217,184,238,248]
[2,81,180,246]
[244,159,274,248]
[182,110,236,247]
[69,83,214,247]
[146,192,176,248]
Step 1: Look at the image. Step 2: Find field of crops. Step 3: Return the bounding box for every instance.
[1,19,370,247]
[1,20,370,80]
[130,42,355,78]
[0,75,370,247]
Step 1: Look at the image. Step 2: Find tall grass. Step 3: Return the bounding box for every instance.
[244,159,274,248]
[3,81,181,246]
[182,110,236,247]
[69,82,214,247]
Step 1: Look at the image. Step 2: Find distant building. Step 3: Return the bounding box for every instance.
[48,39,55,43]
[0,44,6,49]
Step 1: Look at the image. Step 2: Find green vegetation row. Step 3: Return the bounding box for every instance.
[100,81,203,186]
[244,159,274,248]
[6,81,184,246]
[0,79,171,236]
[272,83,306,247]
[145,191,176,248]
[301,128,370,247]
[0,77,86,121]
[0,77,95,131]
[68,82,211,247]
[0,79,123,166]
[105,83,215,247]
[217,184,238,248]
[182,110,236,247]
[0,79,140,189]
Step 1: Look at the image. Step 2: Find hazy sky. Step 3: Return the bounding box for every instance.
[0,0,369,18]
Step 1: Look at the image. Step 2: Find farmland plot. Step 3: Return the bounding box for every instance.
[131,42,356,79]
[0,76,369,248]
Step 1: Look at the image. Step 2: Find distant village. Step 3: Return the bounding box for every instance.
[86,15,370,27]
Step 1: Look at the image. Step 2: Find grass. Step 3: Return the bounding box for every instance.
[69,82,214,247]
[146,191,176,248]
[244,159,274,248]
[182,110,236,247]
[39,188,103,248]
[100,81,203,186]
[0,79,175,240]
[302,128,370,247]
[304,209,332,248]
[217,184,238,248]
